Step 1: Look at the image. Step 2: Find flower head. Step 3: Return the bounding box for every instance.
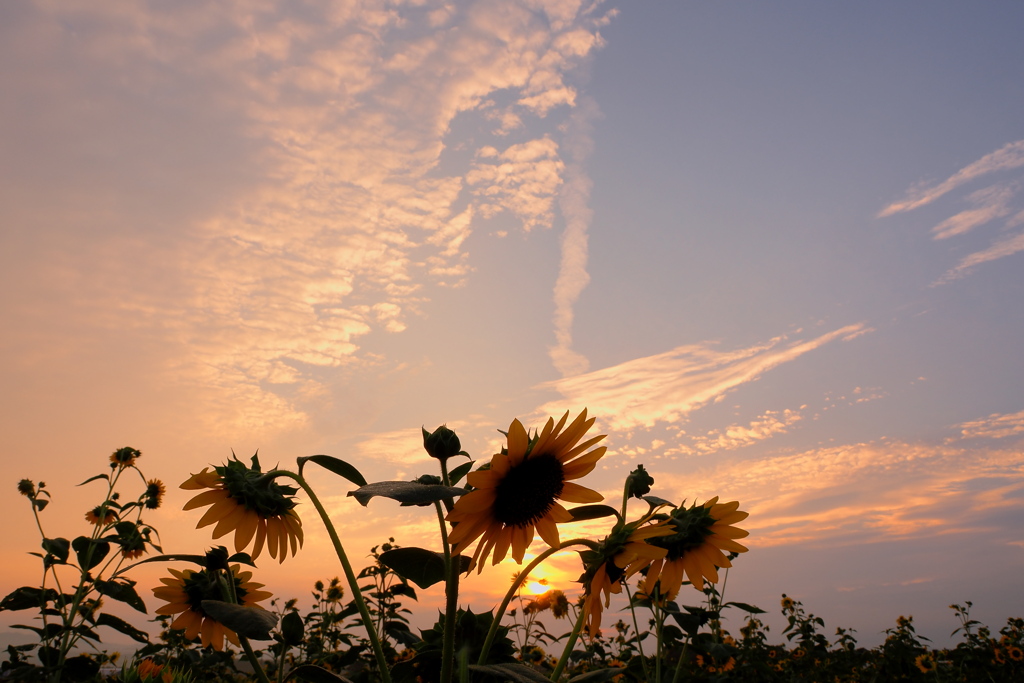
[152,564,272,651]
[181,454,303,563]
[145,479,166,510]
[85,505,118,526]
[110,447,141,469]
[118,522,148,560]
[642,497,749,600]
[914,653,935,674]
[580,515,673,636]
[447,410,606,570]
[17,479,35,497]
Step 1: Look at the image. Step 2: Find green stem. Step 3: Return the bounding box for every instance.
[239,635,273,683]
[276,471,392,683]
[654,602,664,683]
[477,539,597,666]
[438,458,458,683]
[670,639,690,683]
[550,607,586,682]
[623,582,651,683]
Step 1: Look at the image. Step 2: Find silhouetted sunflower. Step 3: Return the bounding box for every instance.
[144,479,166,510]
[85,505,117,526]
[152,564,272,651]
[181,454,303,563]
[642,497,748,599]
[446,410,606,570]
[580,515,672,636]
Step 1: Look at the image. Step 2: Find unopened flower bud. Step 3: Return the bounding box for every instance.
[422,424,462,461]
[626,464,654,499]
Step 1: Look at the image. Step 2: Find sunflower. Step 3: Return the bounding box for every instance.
[152,564,272,651]
[110,447,141,469]
[85,505,117,526]
[135,658,171,682]
[642,497,748,600]
[1009,645,1023,662]
[181,455,303,563]
[447,410,607,569]
[580,515,673,636]
[145,479,166,510]
[914,653,935,674]
[118,522,147,560]
[781,594,795,611]
[17,479,35,497]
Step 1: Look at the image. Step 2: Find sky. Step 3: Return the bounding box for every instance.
[2,0,1024,653]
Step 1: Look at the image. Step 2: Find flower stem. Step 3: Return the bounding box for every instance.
[623,582,651,683]
[439,458,458,683]
[550,607,586,682]
[239,635,273,683]
[477,539,597,666]
[276,471,392,683]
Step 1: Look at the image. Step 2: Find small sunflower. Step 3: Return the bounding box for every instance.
[85,505,117,526]
[914,653,935,674]
[781,594,795,611]
[145,479,166,510]
[642,497,748,600]
[447,410,607,570]
[17,479,35,497]
[152,564,272,651]
[181,454,303,563]
[580,515,673,636]
[1009,645,1023,661]
[118,522,147,560]
[110,447,141,469]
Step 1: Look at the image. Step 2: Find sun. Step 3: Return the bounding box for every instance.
[527,580,550,595]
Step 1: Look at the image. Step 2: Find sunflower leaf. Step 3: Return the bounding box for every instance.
[297,455,367,487]
[468,663,553,682]
[95,579,147,614]
[283,664,358,683]
[568,668,627,683]
[565,505,619,522]
[378,548,471,589]
[109,554,209,578]
[724,601,765,614]
[96,613,150,643]
[347,481,466,507]
[0,587,59,612]
[642,495,675,509]
[77,474,110,487]
[200,600,277,640]
[71,537,108,571]
[448,461,475,486]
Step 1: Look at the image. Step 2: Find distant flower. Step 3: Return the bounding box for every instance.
[152,564,272,651]
[85,505,117,526]
[447,410,606,570]
[1009,645,1023,662]
[914,653,935,674]
[17,479,35,497]
[181,455,303,563]
[110,447,141,469]
[118,522,147,559]
[642,497,749,600]
[145,479,166,510]
[781,595,795,611]
[135,658,171,682]
[580,515,672,636]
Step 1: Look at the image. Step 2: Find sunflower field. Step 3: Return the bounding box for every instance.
[3,412,1022,682]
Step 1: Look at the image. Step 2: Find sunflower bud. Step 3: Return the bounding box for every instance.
[422,425,462,461]
[626,464,654,499]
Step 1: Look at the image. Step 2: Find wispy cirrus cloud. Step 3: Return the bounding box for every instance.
[954,408,1024,441]
[538,323,869,431]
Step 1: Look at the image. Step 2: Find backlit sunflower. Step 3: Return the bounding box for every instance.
[85,505,117,526]
[447,410,606,570]
[914,653,936,674]
[110,447,141,469]
[152,564,272,651]
[181,454,303,563]
[642,497,748,600]
[145,479,166,510]
[580,515,673,636]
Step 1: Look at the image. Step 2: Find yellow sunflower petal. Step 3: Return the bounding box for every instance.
[506,419,529,466]
[234,509,260,552]
[183,489,229,511]
[535,513,561,549]
[559,481,604,504]
[251,518,267,560]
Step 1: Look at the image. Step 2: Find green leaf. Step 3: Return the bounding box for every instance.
[95,579,147,614]
[96,613,150,643]
[566,505,619,522]
[378,548,471,589]
[468,663,553,682]
[725,601,766,614]
[41,537,70,564]
[348,481,466,507]
[642,495,675,509]
[33,498,49,511]
[226,552,257,567]
[281,610,304,647]
[200,601,277,640]
[0,587,58,612]
[283,664,357,683]
[448,461,474,486]
[568,668,627,683]
[72,536,110,571]
[110,554,208,578]
[297,455,367,487]
[77,474,110,486]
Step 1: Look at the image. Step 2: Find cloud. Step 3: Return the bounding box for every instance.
[0,1,615,434]
[955,408,1024,440]
[930,184,1016,240]
[935,229,1024,284]
[669,407,806,456]
[539,323,869,431]
[878,139,1024,217]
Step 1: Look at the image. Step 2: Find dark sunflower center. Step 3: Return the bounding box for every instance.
[492,453,565,527]
[651,508,715,561]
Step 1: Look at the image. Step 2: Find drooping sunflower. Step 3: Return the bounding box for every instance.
[110,447,141,469]
[85,505,117,526]
[152,564,273,651]
[181,455,303,563]
[17,479,35,497]
[580,515,673,636]
[642,497,749,600]
[446,410,607,570]
[144,479,166,510]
